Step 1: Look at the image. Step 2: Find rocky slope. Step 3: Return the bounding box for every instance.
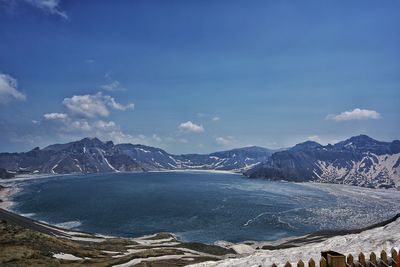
[244,135,400,189]
[0,138,274,174]
[0,208,234,266]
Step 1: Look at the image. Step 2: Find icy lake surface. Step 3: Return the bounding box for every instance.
[11,171,400,244]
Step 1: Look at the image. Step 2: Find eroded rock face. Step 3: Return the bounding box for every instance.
[245,135,400,189]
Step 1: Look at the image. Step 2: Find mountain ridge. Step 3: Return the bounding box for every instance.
[0,138,275,175]
[1,135,399,189]
[244,135,400,189]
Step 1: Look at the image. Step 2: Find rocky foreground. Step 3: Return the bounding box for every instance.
[1,207,399,267]
[0,208,235,266]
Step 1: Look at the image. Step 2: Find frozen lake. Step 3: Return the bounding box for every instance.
[11,171,400,244]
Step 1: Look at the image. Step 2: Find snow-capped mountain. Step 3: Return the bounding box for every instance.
[244,135,400,189]
[175,146,274,171]
[0,138,274,174]
[1,135,399,189]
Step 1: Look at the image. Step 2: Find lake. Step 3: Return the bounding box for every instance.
[11,171,400,244]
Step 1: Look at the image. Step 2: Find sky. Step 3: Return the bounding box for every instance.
[0,0,399,154]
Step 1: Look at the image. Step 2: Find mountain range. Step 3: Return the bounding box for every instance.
[0,135,399,189]
[0,138,274,174]
[245,135,400,189]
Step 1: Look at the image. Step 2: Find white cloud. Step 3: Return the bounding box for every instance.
[212,116,220,121]
[25,0,68,19]
[307,135,321,143]
[43,112,68,120]
[152,134,162,142]
[0,72,26,103]
[100,80,126,92]
[61,119,121,133]
[41,114,162,146]
[105,94,134,110]
[93,120,116,130]
[69,120,92,131]
[105,130,163,145]
[215,136,235,146]
[62,92,134,118]
[327,108,381,121]
[178,121,204,133]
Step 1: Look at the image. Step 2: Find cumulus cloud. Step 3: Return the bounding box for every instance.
[25,0,68,19]
[100,80,125,92]
[327,108,381,121]
[62,92,134,118]
[43,112,68,120]
[212,117,220,121]
[93,120,117,130]
[105,130,163,145]
[178,121,204,133]
[68,120,92,132]
[215,136,235,146]
[0,72,26,103]
[40,113,162,146]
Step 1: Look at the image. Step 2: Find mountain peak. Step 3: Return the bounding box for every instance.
[290,141,322,151]
[78,137,115,148]
[348,134,376,142]
[335,134,380,148]
[80,137,102,143]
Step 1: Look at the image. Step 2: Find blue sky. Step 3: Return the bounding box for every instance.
[0,0,399,153]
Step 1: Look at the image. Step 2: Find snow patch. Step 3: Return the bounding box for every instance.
[189,217,400,267]
[53,253,82,261]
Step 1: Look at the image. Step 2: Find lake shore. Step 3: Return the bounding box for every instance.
[0,207,234,266]
[0,173,75,210]
[0,184,20,210]
[1,206,399,267]
[2,171,400,246]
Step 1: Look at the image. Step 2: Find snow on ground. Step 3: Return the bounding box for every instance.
[230,244,256,254]
[189,217,400,267]
[133,237,175,245]
[113,254,189,267]
[54,220,82,229]
[0,185,20,209]
[52,253,83,260]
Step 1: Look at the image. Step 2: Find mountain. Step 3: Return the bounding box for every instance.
[1,135,399,189]
[0,138,275,175]
[244,135,400,189]
[175,146,274,171]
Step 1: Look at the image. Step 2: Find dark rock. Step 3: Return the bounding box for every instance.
[245,135,400,188]
[0,168,14,179]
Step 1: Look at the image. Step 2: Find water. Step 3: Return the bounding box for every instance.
[11,171,400,244]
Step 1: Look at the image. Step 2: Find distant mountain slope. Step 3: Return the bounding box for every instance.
[1,135,399,189]
[244,135,400,189]
[0,138,275,174]
[175,146,274,171]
